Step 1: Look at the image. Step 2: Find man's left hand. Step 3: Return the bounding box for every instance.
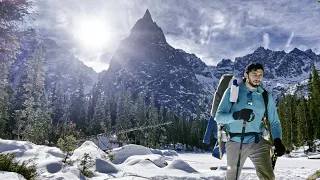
[274,138,286,156]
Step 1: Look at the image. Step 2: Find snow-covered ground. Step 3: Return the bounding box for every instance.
[0,138,319,180]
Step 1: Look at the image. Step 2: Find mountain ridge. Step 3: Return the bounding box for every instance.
[99,10,320,116]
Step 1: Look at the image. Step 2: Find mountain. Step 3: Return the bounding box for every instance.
[100,10,214,116]
[225,46,320,100]
[9,31,98,95]
[100,10,320,116]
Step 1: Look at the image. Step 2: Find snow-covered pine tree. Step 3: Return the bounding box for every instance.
[87,75,103,123]
[116,82,125,131]
[91,95,107,135]
[167,109,178,147]
[16,47,52,144]
[189,105,202,148]
[51,74,65,125]
[69,72,87,131]
[178,113,187,145]
[148,93,160,148]
[134,93,147,145]
[0,1,31,138]
[123,89,134,130]
[103,96,112,134]
[158,105,167,147]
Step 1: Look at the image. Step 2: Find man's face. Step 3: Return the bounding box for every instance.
[244,69,264,88]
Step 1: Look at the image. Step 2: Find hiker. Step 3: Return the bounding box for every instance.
[215,63,286,180]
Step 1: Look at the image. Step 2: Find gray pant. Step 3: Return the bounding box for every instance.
[226,138,275,180]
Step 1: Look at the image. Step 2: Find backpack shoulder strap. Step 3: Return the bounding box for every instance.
[262,89,268,119]
[261,88,277,169]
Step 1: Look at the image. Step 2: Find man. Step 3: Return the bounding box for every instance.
[215,63,286,180]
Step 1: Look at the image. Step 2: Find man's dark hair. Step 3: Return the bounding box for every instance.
[245,63,264,73]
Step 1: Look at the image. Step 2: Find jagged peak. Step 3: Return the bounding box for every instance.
[221,59,232,63]
[143,9,153,21]
[289,47,304,54]
[217,59,233,66]
[304,49,314,54]
[129,9,166,43]
[254,46,267,53]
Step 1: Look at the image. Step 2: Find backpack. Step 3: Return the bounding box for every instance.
[203,74,270,159]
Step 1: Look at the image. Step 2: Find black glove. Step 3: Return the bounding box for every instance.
[274,138,286,156]
[232,109,254,122]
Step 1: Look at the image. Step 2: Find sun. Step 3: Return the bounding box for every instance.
[73,17,110,50]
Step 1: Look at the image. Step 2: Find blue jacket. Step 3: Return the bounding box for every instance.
[215,84,282,143]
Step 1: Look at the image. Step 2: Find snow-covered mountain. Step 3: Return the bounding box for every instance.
[229,46,320,101]
[10,10,319,117]
[99,10,320,116]
[9,31,98,94]
[100,10,214,116]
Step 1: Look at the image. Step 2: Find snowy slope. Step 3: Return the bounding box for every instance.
[1,138,320,180]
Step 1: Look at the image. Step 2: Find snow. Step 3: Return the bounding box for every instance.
[0,138,320,180]
[0,172,26,180]
[93,135,119,151]
[308,154,320,159]
[111,144,153,164]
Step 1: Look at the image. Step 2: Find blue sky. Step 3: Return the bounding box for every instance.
[31,0,320,72]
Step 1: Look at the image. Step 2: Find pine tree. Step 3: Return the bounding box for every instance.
[311,67,320,139]
[69,72,86,132]
[291,94,298,146]
[278,96,290,149]
[0,1,31,138]
[14,47,52,144]
[51,78,65,125]
[296,96,307,146]
[134,93,147,145]
[286,95,293,149]
[136,93,147,126]
[189,118,198,148]
[166,110,179,148]
[91,95,106,135]
[178,113,186,144]
[158,105,167,148]
[307,74,315,140]
[123,90,134,129]
[148,94,160,147]
[116,83,125,131]
[108,92,117,128]
[87,75,103,122]
[98,94,112,134]
[189,105,202,148]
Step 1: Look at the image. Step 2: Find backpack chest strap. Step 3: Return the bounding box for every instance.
[229,132,262,143]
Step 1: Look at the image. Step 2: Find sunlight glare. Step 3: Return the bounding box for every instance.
[73,18,110,50]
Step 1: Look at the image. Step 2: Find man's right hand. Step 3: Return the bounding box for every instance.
[232,109,254,122]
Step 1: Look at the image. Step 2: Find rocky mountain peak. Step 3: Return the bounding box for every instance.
[289,47,304,55]
[101,10,320,116]
[102,10,212,116]
[143,9,152,21]
[254,46,266,52]
[129,9,166,43]
[252,46,271,58]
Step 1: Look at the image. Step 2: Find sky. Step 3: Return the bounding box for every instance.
[0,138,320,179]
[29,0,320,72]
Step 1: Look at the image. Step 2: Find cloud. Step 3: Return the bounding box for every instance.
[30,0,320,71]
[263,33,270,49]
[285,31,294,48]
